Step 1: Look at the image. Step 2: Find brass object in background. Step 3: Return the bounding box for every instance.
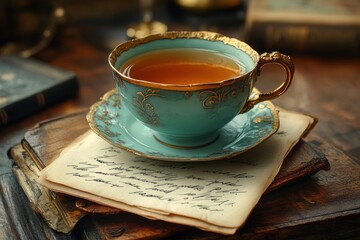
[0,0,66,58]
[127,0,168,39]
[20,3,66,58]
[175,0,243,11]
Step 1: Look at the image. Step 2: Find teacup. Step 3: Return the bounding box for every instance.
[109,31,294,148]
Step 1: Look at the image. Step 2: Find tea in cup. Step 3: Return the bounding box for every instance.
[109,31,294,148]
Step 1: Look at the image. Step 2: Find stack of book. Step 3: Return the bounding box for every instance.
[9,103,330,238]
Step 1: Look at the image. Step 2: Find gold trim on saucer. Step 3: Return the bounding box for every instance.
[87,88,118,134]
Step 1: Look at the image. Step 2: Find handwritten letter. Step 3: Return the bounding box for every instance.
[38,110,314,234]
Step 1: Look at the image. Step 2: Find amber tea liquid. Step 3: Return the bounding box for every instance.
[120,48,245,85]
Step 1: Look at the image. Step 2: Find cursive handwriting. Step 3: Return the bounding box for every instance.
[64,146,257,212]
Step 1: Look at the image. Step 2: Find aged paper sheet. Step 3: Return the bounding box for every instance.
[38,110,314,234]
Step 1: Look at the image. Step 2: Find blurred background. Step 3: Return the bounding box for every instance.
[0,0,359,57]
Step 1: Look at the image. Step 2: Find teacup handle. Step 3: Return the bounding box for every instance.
[241,51,295,113]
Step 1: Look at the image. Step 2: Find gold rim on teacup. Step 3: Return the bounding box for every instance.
[108,31,260,91]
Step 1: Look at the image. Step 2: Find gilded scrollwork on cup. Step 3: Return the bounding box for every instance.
[113,73,127,91]
[132,89,164,126]
[199,79,250,109]
[199,86,238,109]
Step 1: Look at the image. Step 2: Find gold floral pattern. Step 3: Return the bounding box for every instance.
[252,117,262,123]
[132,89,164,126]
[199,79,250,109]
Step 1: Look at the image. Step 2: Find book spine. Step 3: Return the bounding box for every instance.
[0,77,78,127]
[245,22,360,55]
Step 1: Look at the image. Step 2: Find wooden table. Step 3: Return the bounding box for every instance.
[1,23,359,239]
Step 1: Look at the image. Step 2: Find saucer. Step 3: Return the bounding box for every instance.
[87,89,279,162]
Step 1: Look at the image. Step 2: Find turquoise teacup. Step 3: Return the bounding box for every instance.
[109,31,294,148]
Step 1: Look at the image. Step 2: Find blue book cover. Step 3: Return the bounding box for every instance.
[0,56,78,127]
